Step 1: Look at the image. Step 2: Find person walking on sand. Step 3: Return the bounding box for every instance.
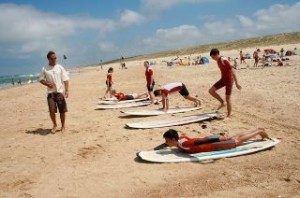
[209,48,242,117]
[39,51,69,133]
[103,67,114,98]
[144,61,156,104]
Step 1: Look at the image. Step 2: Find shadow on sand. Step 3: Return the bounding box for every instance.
[25,128,52,136]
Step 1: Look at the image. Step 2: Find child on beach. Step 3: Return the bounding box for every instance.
[111,89,148,101]
[209,48,242,117]
[253,50,259,67]
[154,82,201,111]
[162,128,269,154]
[144,61,156,103]
[239,50,247,64]
[103,67,113,98]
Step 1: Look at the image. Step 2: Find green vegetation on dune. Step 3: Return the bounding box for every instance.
[103,32,300,64]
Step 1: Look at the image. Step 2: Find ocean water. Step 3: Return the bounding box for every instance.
[0,74,39,89]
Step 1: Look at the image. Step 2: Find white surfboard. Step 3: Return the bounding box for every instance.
[99,97,118,101]
[137,138,280,163]
[121,107,201,116]
[98,97,149,105]
[126,112,219,129]
[96,101,151,109]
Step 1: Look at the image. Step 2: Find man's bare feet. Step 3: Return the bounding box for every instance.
[153,99,159,105]
[217,103,225,110]
[51,125,57,134]
[259,130,270,140]
[60,127,66,133]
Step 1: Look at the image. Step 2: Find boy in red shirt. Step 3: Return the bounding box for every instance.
[154,82,201,111]
[144,61,155,103]
[103,67,113,98]
[209,48,242,117]
[163,128,269,154]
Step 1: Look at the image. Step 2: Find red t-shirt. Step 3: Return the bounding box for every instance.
[177,135,214,153]
[161,82,183,98]
[145,67,154,86]
[217,57,233,82]
[114,92,126,100]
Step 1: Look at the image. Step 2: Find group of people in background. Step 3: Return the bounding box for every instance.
[103,48,242,117]
[236,48,293,68]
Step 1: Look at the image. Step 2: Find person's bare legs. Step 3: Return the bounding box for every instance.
[226,95,232,117]
[232,128,269,146]
[149,91,156,104]
[136,93,149,99]
[50,112,57,133]
[209,87,224,110]
[184,95,201,107]
[60,113,66,132]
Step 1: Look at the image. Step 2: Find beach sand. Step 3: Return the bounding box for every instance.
[0,44,299,197]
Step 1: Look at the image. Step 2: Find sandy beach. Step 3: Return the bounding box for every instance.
[0,43,299,197]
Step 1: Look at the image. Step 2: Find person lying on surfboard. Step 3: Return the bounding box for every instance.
[162,128,269,154]
[153,82,201,111]
[111,89,149,101]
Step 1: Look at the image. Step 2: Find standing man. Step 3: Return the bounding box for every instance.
[39,51,70,133]
[209,48,241,117]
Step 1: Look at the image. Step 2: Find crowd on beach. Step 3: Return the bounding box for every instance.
[162,47,296,69]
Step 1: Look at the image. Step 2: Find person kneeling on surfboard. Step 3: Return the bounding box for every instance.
[153,82,201,111]
[162,128,269,154]
[111,89,148,101]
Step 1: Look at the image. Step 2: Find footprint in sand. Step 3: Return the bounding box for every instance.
[76,145,105,159]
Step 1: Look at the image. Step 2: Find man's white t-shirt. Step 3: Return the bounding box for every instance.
[39,64,69,93]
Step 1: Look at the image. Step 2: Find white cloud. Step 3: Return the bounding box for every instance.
[119,9,145,26]
[236,15,253,27]
[141,2,300,52]
[253,3,300,32]
[0,2,151,70]
[0,4,115,44]
[142,25,202,49]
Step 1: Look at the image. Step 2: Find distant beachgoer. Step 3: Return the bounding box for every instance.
[39,51,70,133]
[17,79,22,85]
[103,67,113,98]
[11,78,15,86]
[280,48,284,58]
[209,48,242,117]
[154,82,201,111]
[144,61,156,104]
[253,50,259,67]
[111,89,148,101]
[120,57,127,69]
[100,59,103,70]
[239,50,246,64]
[163,128,269,154]
[233,58,238,69]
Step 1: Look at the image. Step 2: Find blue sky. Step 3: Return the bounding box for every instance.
[0,0,299,75]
